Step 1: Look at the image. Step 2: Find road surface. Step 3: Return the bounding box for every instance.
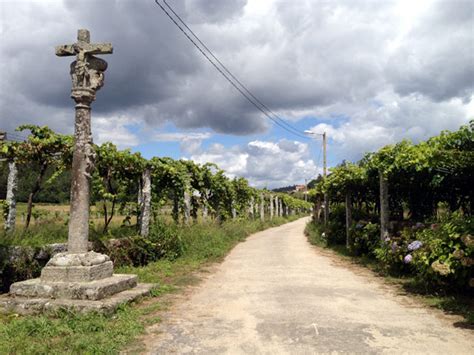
[147,217,473,354]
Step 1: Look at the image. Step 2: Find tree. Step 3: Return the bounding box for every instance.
[93,142,144,233]
[13,125,72,230]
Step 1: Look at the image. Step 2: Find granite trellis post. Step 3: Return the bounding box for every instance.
[269,195,274,220]
[139,168,152,237]
[5,161,18,231]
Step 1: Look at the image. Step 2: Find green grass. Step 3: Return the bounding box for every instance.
[0,219,141,248]
[0,306,144,354]
[0,215,302,354]
[304,220,474,326]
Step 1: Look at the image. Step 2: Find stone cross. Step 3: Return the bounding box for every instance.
[56,29,113,253]
[0,29,152,316]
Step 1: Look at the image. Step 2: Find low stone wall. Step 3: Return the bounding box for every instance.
[0,243,88,293]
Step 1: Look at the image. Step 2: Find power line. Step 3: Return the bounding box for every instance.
[161,0,308,139]
[154,0,310,140]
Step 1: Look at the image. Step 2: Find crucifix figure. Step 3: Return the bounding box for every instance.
[56,29,113,100]
[56,29,113,253]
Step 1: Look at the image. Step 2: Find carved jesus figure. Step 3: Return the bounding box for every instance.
[70,54,107,91]
[56,29,112,95]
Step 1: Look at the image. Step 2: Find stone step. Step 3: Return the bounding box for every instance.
[0,283,154,315]
[9,274,138,301]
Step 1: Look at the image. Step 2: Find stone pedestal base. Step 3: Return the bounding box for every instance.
[10,274,137,300]
[0,252,155,315]
[0,284,153,315]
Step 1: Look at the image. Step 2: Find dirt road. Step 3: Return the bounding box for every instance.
[147,218,473,354]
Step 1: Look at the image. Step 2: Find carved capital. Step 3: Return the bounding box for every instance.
[71,88,96,106]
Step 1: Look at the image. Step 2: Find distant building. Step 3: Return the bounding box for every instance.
[294,184,306,192]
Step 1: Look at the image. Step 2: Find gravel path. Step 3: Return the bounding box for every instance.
[147,217,473,354]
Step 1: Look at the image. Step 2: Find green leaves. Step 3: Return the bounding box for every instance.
[311,120,473,216]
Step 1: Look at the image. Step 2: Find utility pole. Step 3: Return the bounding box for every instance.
[323,132,329,225]
[304,178,308,202]
[304,129,328,225]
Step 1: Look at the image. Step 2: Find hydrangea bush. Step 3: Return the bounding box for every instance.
[375,213,473,289]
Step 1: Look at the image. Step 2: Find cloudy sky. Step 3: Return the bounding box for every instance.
[0,0,473,188]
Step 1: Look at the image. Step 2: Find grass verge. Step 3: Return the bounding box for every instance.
[0,216,301,354]
[304,220,474,327]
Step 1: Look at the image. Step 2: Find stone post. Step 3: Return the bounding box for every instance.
[379,170,389,241]
[183,190,191,225]
[202,204,208,221]
[345,192,352,249]
[260,194,265,221]
[269,195,274,220]
[232,204,237,220]
[275,196,279,217]
[137,176,143,229]
[248,197,254,219]
[139,168,152,237]
[5,161,18,232]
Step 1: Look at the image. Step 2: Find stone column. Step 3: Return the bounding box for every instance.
[345,192,352,248]
[379,171,389,241]
[183,190,191,225]
[202,203,208,221]
[137,176,143,229]
[324,193,329,225]
[260,194,265,221]
[68,98,94,253]
[139,168,151,237]
[248,197,254,219]
[275,196,279,217]
[232,204,237,220]
[5,161,18,232]
[269,195,274,220]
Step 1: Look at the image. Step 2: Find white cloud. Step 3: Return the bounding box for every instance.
[191,139,321,188]
[0,0,472,182]
[154,132,212,154]
[309,91,471,162]
[93,116,140,149]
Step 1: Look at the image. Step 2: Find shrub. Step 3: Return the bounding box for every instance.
[326,204,346,245]
[104,221,184,267]
[410,214,473,289]
[350,222,379,256]
[148,220,184,260]
[375,213,474,289]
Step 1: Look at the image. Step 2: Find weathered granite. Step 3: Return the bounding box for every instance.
[0,283,153,315]
[40,261,113,282]
[46,251,109,267]
[10,274,137,300]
